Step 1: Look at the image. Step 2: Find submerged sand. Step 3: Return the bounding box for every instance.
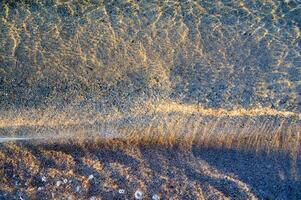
[1,1,301,199]
[0,139,300,200]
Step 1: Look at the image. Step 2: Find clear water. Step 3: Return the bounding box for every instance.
[0,1,300,141]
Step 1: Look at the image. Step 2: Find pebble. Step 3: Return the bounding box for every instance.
[152,194,160,200]
[76,186,81,192]
[42,176,47,182]
[118,189,125,194]
[88,174,94,180]
[56,180,62,187]
[134,190,143,199]
[63,179,68,184]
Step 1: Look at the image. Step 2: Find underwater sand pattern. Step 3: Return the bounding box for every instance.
[0,0,301,199]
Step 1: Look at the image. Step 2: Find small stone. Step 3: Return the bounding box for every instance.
[63,179,68,184]
[118,189,125,194]
[56,180,62,187]
[37,187,43,191]
[41,176,47,182]
[88,174,94,180]
[152,194,160,200]
[134,190,143,200]
[89,197,96,200]
[76,186,81,192]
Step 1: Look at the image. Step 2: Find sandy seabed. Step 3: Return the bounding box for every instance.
[1,103,301,199]
[1,0,301,199]
[0,135,300,200]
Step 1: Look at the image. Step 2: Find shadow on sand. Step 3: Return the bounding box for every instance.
[192,145,301,199]
[1,141,301,199]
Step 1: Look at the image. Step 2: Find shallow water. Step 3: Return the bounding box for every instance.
[0,1,300,140]
[1,0,300,108]
[1,1,301,199]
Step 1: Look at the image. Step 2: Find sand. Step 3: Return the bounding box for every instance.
[1,139,300,200]
[1,1,301,199]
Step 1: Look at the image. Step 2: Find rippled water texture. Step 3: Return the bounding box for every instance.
[0,1,300,144]
[1,1,301,199]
